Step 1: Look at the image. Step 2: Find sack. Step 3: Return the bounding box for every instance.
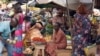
[84,44,96,56]
[91,17,99,29]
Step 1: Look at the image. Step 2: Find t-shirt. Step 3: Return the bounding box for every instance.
[0,21,11,39]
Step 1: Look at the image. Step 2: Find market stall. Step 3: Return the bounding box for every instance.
[23,0,100,56]
[33,0,72,46]
[23,0,72,56]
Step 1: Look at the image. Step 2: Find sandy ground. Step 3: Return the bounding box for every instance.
[3,49,71,56]
[3,44,72,56]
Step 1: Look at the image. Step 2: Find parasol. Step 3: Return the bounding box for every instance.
[32,0,80,10]
[28,0,66,9]
[35,2,66,9]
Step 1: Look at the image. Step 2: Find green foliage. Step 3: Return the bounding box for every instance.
[46,23,53,35]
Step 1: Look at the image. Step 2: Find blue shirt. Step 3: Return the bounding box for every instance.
[0,21,11,39]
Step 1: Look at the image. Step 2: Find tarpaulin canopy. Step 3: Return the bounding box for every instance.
[28,0,66,9]
[35,2,66,9]
[35,0,94,10]
[36,0,66,7]
[28,0,94,10]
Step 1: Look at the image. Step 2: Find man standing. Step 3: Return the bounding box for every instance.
[0,22,13,56]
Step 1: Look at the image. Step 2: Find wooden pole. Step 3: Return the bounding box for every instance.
[25,0,28,15]
[66,0,73,54]
[92,0,95,17]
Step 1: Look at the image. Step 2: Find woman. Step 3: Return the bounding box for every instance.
[72,4,91,56]
[46,22,67,56]
[23,16,31,33]
[23,22,43,44]
[13,6,24,56]
[22,16,31,41]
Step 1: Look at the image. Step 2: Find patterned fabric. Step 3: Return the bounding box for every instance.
[72,13,91,56]
[13,13,24,56]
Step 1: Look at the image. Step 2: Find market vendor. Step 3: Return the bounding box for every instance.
[23,22,44,46]
[45,22,67,56]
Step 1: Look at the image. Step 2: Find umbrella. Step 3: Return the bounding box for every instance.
[35,2,66,9]
[28,0,66,9]
[34,2,67,11]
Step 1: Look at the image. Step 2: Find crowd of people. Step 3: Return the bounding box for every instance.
[0,1,100,56]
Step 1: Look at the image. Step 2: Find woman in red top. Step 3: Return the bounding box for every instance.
[13,6,24,56]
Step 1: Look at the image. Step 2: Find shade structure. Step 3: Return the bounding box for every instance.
[35,2,66,10]
[28,0,66,10]
[34,0,95,10]
[34,0,79,10]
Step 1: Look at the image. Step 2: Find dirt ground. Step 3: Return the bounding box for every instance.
[3,44,72,56]
[3,50,71,56]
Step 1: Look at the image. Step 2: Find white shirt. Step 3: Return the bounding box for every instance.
[80,0,93,3]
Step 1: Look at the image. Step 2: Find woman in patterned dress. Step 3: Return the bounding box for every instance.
[72,4,91,56]
[13,6,24,56]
